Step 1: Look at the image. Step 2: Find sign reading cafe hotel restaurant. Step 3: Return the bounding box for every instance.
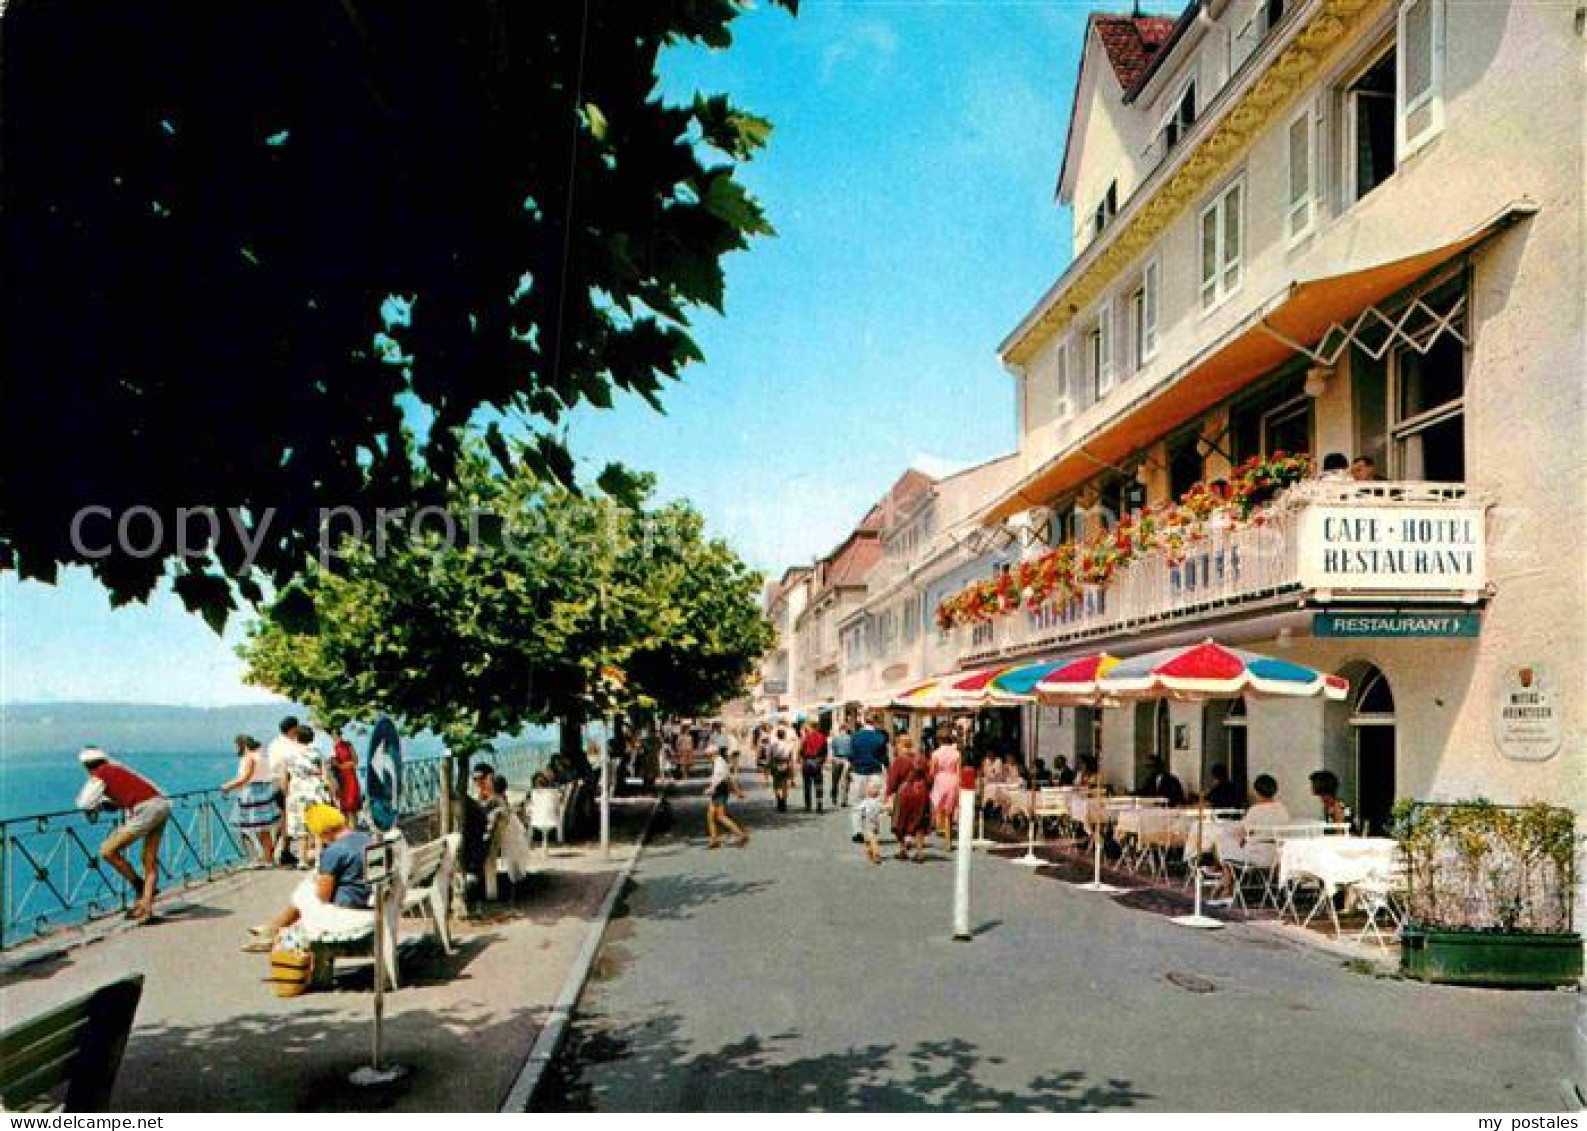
[1297,506,1486,592]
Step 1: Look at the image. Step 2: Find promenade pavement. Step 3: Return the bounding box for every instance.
[0,798,654,1111]
[540,781,1575,1112]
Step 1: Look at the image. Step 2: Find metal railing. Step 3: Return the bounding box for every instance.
[0,744,551,950]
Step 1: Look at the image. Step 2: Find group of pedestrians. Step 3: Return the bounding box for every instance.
[736,715,973,863]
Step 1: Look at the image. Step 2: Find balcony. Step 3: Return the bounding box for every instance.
[953,480,1485,666]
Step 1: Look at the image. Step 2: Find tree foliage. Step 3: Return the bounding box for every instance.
[1,0,791,625]
[238,447,772,756]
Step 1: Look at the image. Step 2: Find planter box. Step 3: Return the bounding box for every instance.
[1400,926,1583,988]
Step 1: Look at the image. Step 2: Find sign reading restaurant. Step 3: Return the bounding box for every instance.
[1313,612,1480,638]
[1297,506,1486,592]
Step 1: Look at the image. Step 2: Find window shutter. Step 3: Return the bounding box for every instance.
[1286,110,1313,241]
[1143,261,1160,359]
[1397,0,1444,156]
[1221,182,1243,293]
[1199,206,1219,310]
[1098,300,1115,393]
[1055,338,1073,421]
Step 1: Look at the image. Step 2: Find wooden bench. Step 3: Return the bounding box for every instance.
[0,974,144,1111]
[308,832,460,991]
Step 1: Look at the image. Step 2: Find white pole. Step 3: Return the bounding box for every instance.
[1172,802,1223,929]
[1014,781,1043,867]
[1072,800,1123,893]
[953,787,974,941]
[599,746,611,859]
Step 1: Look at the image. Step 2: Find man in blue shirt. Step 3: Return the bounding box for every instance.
[846,717,890,842]
[828,725,854,807]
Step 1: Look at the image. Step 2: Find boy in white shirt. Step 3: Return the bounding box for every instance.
[855,782,885,865]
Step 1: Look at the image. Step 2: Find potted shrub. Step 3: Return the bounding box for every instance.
[1392,800,1582,987]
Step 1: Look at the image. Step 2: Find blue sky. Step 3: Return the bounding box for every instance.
[2,1,1136,706]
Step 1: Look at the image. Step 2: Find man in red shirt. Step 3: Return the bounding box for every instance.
[798,722,828,813]
[76,748,172,920]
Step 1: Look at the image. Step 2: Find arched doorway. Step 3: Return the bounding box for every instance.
[1201,697,1248,803]
[1344,663,1396,834]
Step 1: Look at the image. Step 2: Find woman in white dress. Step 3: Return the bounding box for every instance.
[282,725,334,867]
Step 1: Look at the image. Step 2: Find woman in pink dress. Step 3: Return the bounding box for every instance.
[929,732,962,850]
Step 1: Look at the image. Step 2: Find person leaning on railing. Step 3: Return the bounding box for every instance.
[220,735,280,867]
[74,747,172,922]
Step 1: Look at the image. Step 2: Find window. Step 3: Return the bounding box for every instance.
[1070,335,1094,414]
[1093,181,1118,238]
[1397,0,1445,157]
[1261,394,1313,456]
[1168,433,1204,499]
[1088,300,1115,396]
[1232,0,1287,72]
[1391,291,1466,480]
[1347,48,1397,201]
[1199,178,1244,311]
[1127,260,1160,372]
[1055,337,1074,422]
[1158,79,1198,157]
[1286,102,1318,243]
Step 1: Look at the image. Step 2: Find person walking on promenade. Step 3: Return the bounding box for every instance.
[855,782,885,865]
[677,727,696,780]
[329,732,361,822]
[221,734,280,866]
[767,725,794,812]
[847,716,889,843]
[884,733,917,805]
[798,722,828,813]
[704,744,750,849]
[828,724,854,807]
[282,725,333,868]
[892,760,933,862]
[75,748,171,921]
[266,715,300,864]
[929,724,963,851]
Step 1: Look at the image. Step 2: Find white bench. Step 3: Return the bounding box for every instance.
[308,832,460,990]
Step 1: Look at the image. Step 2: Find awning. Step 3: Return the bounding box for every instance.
[981,202,1535,525]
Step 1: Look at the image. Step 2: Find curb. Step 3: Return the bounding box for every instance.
[498,791,666,1113]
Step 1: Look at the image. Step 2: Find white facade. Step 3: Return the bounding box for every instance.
[967,0,1583,865]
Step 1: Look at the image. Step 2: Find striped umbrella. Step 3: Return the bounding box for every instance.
[1032,653,1122,704]
[987,660,1066,704]
[941,664,1025,708]
[1097,640,1349,701]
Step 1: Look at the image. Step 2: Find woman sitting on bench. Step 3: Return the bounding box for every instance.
[243,804,372,952]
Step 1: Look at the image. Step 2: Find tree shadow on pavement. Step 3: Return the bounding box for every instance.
[537,1011,1149,1112]
[118,999,538,1111]
[617,873,774,923]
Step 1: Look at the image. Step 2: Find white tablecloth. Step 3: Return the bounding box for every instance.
[1174,812,1243,861]
[1278,836,1398,898]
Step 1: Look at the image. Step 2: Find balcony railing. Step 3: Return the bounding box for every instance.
[955,480,1483,666]
[0,746,547,950]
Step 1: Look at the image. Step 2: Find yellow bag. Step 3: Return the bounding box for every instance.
[268,948,314,998]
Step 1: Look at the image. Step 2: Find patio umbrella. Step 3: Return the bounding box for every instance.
[1033,653,1123,704]
[1096,640,1349,928]
[941,664,1026,709]
[1097,640,1349,702]
[987,659,1064,704]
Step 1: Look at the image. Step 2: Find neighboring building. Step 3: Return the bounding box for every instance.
[837,454,1023,713]
[939,0,1581,854]
[754,566,810,716]
[792,471,932,724]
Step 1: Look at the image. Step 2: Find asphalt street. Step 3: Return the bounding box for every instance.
[539,781,1574,1111]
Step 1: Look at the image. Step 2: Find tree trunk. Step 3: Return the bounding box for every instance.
[560,711,589,775]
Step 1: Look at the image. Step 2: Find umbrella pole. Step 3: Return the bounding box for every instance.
[1015,704,1042,867]
[1173,801,1223,929]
